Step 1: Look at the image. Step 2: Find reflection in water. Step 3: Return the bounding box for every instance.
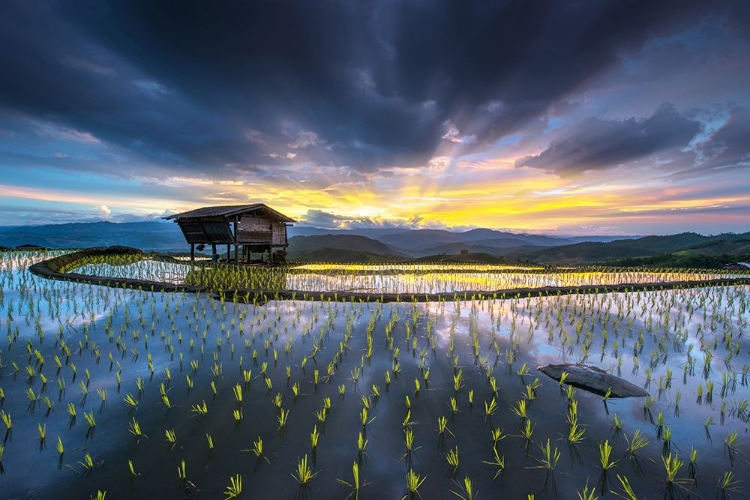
[70,257,739,294]
[0,251,747,499]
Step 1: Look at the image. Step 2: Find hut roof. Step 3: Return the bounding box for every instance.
[164,204,295,223]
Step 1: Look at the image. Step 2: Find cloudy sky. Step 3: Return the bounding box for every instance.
[1,0,749,235]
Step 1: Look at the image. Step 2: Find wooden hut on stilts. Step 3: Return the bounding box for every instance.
[164,204,295,265]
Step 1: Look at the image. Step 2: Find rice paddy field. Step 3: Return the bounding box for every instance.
[1,250,749,499]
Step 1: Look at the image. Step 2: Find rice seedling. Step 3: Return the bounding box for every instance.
[177,459,187,486]
[577,480,597,500]
[277,408,290,430]
[599,440,617,471]
[96,388,107,411]
[123,393,138,410]
[337,461,369,500]
[128,459,140,478]
[401,428,421,463]
[26,387,38,411]
[356,431,368,462]
[450,475,475,500]
[661,426,674,455]
[484,397,498,420]
[360,407,375,428]
[511,399,528,419]
[247,436,270,465]
[717,471,742,499]
[1,410,11,438]
[724,429,739,466]
[450,397,460,415]
[437,416,454,438]
[128,417,144,439]
[524,379,541,400]
[662,452,685,490]
[453,370,464,392]
[520,418,535,442]
[568,419,586,444]
[642,396,655,423]
[533,439,561,472]
[566,384,577,403]
[616,474,638,500]
[655,411,665,439]
[404,468,427,499]
[224,474,242,499]
[491,427,506,449]
[206,433,214,450]
[625,429,649,456]
[79,452,96,475]
[482,446,506,480]
[445,446,460,476]
[62,402,76,429]
[272,392,283,411]
[84,410,96,430]
[687,447,698,480]
[165,429,177,449]
[37,422,46,447]
[704,416,715,441]
[487,376,498,397]
[292,454,319,489]
[191,400,208,417]
[310,425,320,452]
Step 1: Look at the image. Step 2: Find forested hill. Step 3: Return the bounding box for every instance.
[1,222,748,268]
[503,232,750,266]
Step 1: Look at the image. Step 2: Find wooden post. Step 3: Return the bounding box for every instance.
[190,243,195,265]
[231,217,239,266]
[226,244,231,262]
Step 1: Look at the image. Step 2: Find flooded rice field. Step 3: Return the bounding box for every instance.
[0,251,748,499]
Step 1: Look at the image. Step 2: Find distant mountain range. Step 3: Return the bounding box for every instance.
[0,221,186,251]
[1,221,748,267]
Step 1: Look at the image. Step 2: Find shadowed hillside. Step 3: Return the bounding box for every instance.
[504,232,750,266]
[0,221,185,251]
[286,235,405,262]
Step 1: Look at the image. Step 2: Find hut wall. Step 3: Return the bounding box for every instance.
[272,222,287,246]
[237,216,273,244]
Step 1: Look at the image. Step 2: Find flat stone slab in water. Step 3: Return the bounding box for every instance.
[537,363,649,398]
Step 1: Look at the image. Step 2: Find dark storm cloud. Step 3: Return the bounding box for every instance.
[516,104,703,175]
[693,106,750,171]
[1,0,748,175]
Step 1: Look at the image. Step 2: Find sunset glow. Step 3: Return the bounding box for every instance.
[1,2,748,234]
